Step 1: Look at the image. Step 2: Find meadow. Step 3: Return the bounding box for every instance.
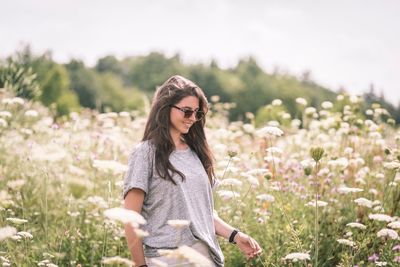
[0,89,399,266]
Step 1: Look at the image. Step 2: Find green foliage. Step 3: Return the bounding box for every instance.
[95,55,122,74]
[3,47,400,123]
[39,64,80,116]
[0,60,40,99]
[123,52,187,92]
[97,72,144,112]
[255,104,291,127]
[40,65,70,106]
[66,60,101,109]
[56,90,80,116]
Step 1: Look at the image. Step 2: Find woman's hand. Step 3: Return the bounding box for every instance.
[234,232,262,260]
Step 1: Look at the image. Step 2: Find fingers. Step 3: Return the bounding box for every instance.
[248,238,262,259]
[248,236,256,249]
[238,234,263,260]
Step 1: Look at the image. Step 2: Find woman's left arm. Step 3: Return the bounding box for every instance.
[213,213,262,260]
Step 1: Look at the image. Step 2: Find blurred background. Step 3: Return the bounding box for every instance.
[1,0,400,123]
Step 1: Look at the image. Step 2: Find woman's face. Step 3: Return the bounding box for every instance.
[169,96,199,137]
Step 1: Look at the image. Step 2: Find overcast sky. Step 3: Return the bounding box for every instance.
[2,0,400,106]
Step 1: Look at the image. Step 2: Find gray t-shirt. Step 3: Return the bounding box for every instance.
[123,140,224,266]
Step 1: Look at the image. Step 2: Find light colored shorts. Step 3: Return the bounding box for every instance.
[145,240,216,267]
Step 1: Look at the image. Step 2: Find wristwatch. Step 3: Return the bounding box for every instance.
[229,229,239,244]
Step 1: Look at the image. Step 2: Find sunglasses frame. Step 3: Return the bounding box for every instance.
[171,105,206,121]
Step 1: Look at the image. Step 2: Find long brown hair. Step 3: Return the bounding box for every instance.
[142,75,215,185]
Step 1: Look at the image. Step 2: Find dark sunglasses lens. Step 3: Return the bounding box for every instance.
[183,110,194,118]
[196,111,204,120]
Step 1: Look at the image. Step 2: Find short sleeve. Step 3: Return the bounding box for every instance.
[123,141,153,199]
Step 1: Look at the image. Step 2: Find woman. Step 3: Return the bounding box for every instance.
[123,75,262,267]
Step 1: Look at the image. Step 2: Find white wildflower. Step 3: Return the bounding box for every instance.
[383,161,400,170]
[256,194,275,202]
[87,196,108,208]
[0,226,17,241]
[245,168,269,175]
[115,180,124,188]
[375,262,387,266]
[272,99,282,106]
[283,252,310,262]
[369,214,394,222]
[305,200,328,207]
[281,112,291,119]
[300,159,316,169]
[103,207,146,227]
[242,123,255,133]
[10,235,21,240]
[267,120,280,127]
[369,189,378,196]
[0,111,12,118]
[291,119,301,128]
[6,179,26,190]
[134,228,149,238]
[336,94,344,101]
[346,222,367,230]
[245,175,259,187]
[24,110,38,118]
[369,132,382,139]
[295,98,307,106]
[321,101,333,109]
[0,118,7,127]
[17,231,33,239]
[219,178,243,187]
[266,147,283,154]
[328,157,349,170]
[210,95,220,102]
[344,147,353,155]
[377,228,399,240]
[264,155,281,164]
[349,94,360,103]
[20,128,33,135]
[337,186,363,194]
[388,221,400,229]
[365,109,374,116]
[354,198,373,208]
[102,256,134,266]
[119,111,130,118]
[217,190,240,200]
[256,126,283,137]
[305,107,317,115]
[373,206,385,212]
[337,239,356,247]
[11,97,25,105]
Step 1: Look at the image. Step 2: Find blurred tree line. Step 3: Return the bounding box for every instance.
[1,46,399,124]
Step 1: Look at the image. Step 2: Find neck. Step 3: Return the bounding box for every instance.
[170,130,186,149]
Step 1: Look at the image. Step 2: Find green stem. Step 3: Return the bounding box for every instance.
[221,156,232,180]
[314,161,320,267]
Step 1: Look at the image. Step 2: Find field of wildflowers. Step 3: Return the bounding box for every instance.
[0,88,399,266]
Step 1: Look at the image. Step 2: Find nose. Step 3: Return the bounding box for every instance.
[188,111,197,121]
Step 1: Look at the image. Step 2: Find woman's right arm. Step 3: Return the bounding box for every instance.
[124,188,146,266]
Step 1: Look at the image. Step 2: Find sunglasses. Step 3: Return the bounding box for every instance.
[171,105,206,121]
